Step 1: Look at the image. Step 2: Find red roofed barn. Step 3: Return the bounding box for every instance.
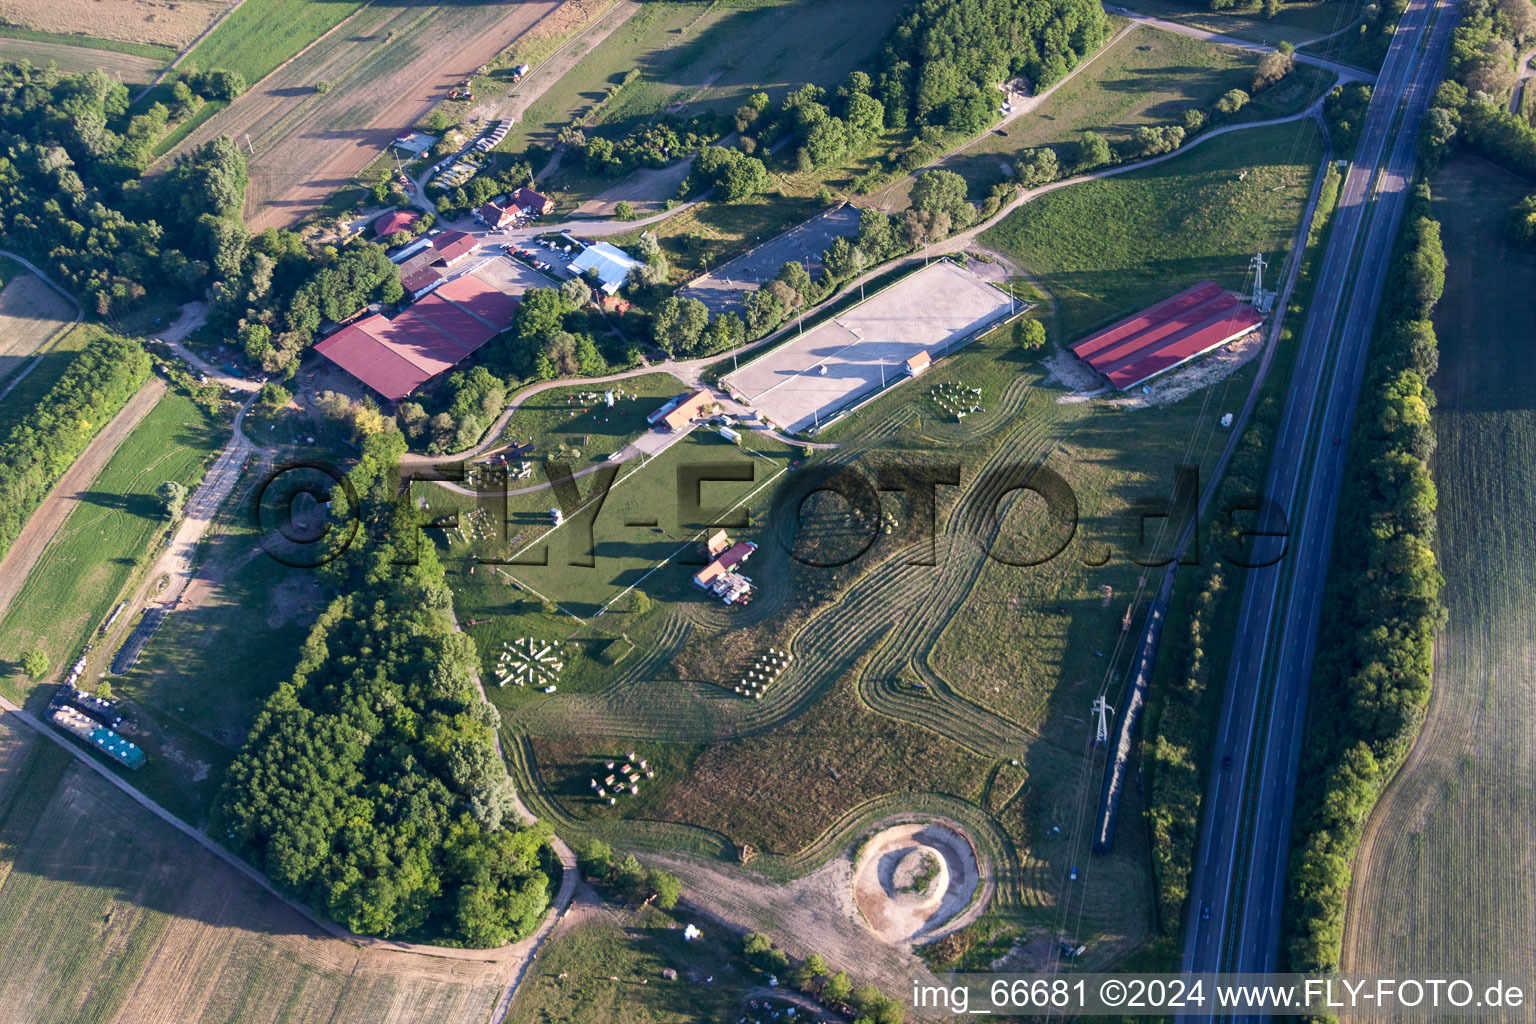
[314,278,520,400]
[1070,282,1263,391]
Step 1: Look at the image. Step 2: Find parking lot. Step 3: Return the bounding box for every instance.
[680,204,863,314]
[468,253,556,297]
[723,261,1017,434]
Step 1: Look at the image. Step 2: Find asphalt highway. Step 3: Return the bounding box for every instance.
[1178,0,1458,1006]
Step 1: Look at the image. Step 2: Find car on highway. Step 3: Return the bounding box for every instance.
[1069,865,1078,881]
[1201,904,1211,921]
[1222,754,1233,770]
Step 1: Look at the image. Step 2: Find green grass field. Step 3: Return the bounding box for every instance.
[508,902,763,1023]
[0,388,225,704]
[1111,0,1368,46]
[981,119,1325,338]
[0,24,177,61]
[179,0,365,87]
[503,0,908,161]
[0,719,514,1024]
[494,372,686,464]
[0,322,94,441]
[883,25,1333,207]
[1340,157,1536,983]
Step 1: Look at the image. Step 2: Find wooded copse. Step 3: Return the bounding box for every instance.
[0,332,151,563]
[213,431,557,946]
[878,0,1110,133]
[1284,186,1446,973]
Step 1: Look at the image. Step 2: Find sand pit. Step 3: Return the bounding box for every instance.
[853,822,980,945]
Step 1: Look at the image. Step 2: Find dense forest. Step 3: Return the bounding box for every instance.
[1284,187,1445,972]
[0,332,150,562]
[214,431,556,946]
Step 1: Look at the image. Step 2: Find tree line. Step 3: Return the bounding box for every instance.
[213,430,557,946]
[1283,185,1445,973]
[0,332,150,563]
[1419,0,1536,180]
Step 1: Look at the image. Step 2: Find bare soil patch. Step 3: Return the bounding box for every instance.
[0,0,227,49]
[852,822,982,945]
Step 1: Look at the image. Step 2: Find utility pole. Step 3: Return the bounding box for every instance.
[243,132,254,155]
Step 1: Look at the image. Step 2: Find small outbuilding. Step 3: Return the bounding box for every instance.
[905,350,932,376]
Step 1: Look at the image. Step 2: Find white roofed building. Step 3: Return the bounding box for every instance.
[570,242,642,295]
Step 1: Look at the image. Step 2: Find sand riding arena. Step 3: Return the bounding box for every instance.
[852,821,983,945]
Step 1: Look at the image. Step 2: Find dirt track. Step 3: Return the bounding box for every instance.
[0,378,165,627]
[170,0,563,230]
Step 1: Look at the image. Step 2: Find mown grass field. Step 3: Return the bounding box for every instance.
[980,119,1324,338]
[0,718,516,1024]
[0,389,224,703]
[427,426,794,699]
[178,0,363,86]
[503,0,909,163]
[881,25,1333,207]
[0,268,75,393]
[1341,157,1536,984]
[0,321,93,441]
[508,902,762,1024]
[0,34,169,84]
[494,371,684,464]
[1112,0,1368,46]
[116,461,323,748]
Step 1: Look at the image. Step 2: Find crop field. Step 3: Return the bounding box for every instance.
[0,266,74,391]
[1341,158,1536,986]
[505,0,909,200]
[170,0,562,229]
[876,26,1334,209]
[0,390,224,705]
[0,0,228,50]
[0,718,517,1024]
[0,36,165,84]
[980,120,1325,339]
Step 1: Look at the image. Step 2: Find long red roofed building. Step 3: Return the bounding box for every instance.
[1070,282,1263,391]
[314,277,520,400]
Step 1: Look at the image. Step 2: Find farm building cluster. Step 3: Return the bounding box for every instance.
[396,229,481,299]
[475,186,554,229]
[46,684,144,770]
[313,270,520,400]
[1069,281,1264,390]
[589,750,654,804]
[692,530,757,605]
[732,647,792,699]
